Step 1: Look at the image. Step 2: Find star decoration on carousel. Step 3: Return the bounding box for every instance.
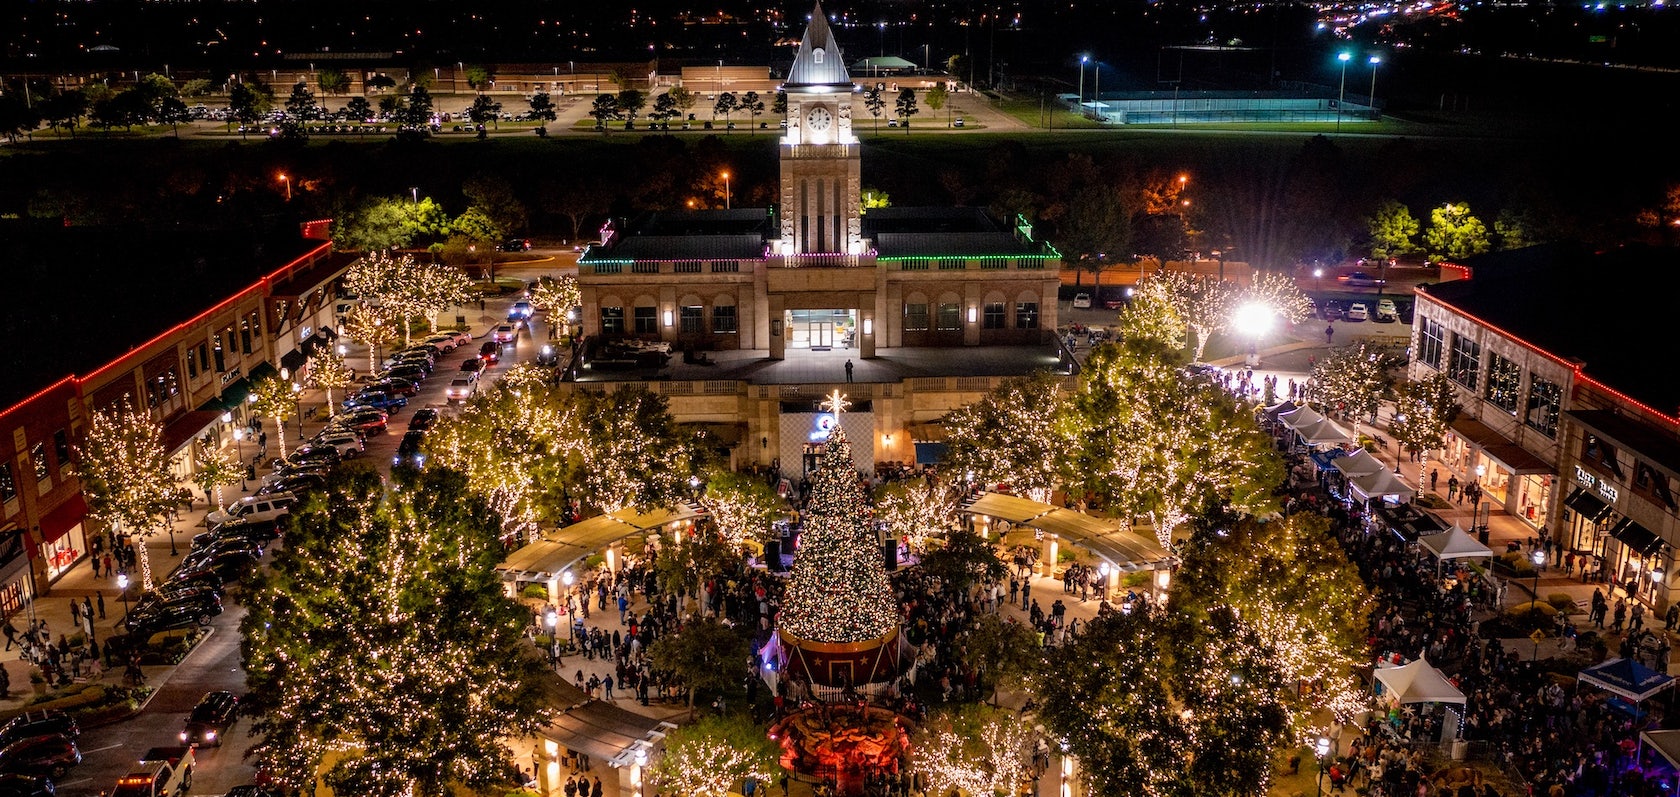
[820,389,851,416]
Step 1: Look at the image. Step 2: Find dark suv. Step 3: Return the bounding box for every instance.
[0,714,78,750]
[180,691,240,747]
[123,588,223,636]
[0,734,81,779]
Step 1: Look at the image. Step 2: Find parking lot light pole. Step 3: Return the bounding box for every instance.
[1336,52,1351,132]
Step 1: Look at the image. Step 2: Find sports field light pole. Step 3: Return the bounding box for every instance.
[1335,52,1351,132]
[1077,55,1088,109]
[1367,55,1382,119]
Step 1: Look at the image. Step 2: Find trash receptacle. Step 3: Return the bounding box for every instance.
[1451,739,1469,760]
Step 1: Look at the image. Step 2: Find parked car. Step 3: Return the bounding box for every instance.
[205,495,293,527]
[383,364,428,384]
[179,692,239,747]
[0,772,55,797]
[256,472,325,498]
[445,378,477,403]
[283,445,341,469]
[382,355,433,375]
[408,408,440,431]
[393,431,426,469]
[193,519,281,549]
[327,408,389,437]
[1071,293,1092,309]
[1345,302,1370,321]
[500,238,532,252]
[167,549,261,586]
[364,376,420,397]
[439,330,472,347]
[123,589,223,636]
[1318,299,1346,321]
[0,735,80,780]
[492,324,517,343]
[420,334,461,352]
[184,537,265,566]
[1375,298,1399,322]
[344,390,408,413]
[0,714,78,750]
[478,342,500,365]
[310,431,365,459]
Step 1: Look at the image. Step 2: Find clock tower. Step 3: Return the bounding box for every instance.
[779,2,862,257]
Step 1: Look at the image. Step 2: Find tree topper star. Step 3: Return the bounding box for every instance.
[820,389,851,416]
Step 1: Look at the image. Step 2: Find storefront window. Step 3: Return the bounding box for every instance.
[601,307,625,334]
[711,306,738,334]
[1526,377,1561,438]
[982,303,1006,329]
[904,303,929,332]
[1485,353,1520,414]
[1448,335,1481,390]
[40,523,85,581]
[1015,302,1039,330]
[53,430,71,477]
[0,463,16,504]
[633,307,658,335]
[936,303,961,331]
[679,306,703,334]
[30,442,48,486]
[1582,434,1623,478]
[1417,317,1446,369]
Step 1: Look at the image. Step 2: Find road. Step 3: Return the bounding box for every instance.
[58,259,569,797]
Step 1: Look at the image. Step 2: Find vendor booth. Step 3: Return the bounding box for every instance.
[1418,526,1494,567]
[1375,504,1452,543]
[1373,657,1468,745]
[1349,469,1417,505]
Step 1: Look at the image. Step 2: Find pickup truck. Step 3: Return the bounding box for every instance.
[109,746,194,797]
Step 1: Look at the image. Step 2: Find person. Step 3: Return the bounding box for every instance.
[1325,323,1335,344]
[2,618,15,651]
[844,359,854,382]
[82,596,93,626]
[96,591,106,619]
[1447,475,1460,502]
[1430,469,1439,492]
[1666,603,1678,632]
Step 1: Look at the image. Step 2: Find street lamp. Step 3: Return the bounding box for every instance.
[1232,302,1274,368]
[232,427,247,489]
[1314,267,1324,293]
[1335,52,1351,132]
[1531,549,1546,660]
[1315,736,1332,797]
[922,43,931,72]
[410,186,419,204]
[118,573,130,619]
[278,172,292,201]
[544,608,559,663]
[721,171,731,210]
[1367,55,1382,118]
[291,381,304,437]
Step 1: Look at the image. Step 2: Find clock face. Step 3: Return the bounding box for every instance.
[806,105,832,132]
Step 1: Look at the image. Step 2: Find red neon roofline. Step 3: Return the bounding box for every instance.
[0,377,77,423]
[1417,284,1679,428]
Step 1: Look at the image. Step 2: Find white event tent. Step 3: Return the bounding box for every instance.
[1374,657,1467,705]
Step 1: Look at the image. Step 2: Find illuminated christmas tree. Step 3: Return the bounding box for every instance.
[779,392,899,651]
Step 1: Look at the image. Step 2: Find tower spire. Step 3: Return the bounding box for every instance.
[786,1,852,89]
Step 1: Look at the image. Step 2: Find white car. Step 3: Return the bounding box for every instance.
[207,494,295,527]
[441,330,472,346]
[421,334,460,351]
[445,377,478,403]
[1072,293,1092,309]
[311,431,366,458]
[1346,302,1370,322]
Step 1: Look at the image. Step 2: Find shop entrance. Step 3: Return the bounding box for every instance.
[787,309,856,351]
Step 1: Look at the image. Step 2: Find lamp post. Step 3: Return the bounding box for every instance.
[1335,52,1351,132]
[721,171,731,210]
[922,43,931,72]
[561,570,577,640]
[278,172,292,201]
[232,427,247,489]
[1315,736,1332,797]
[1531,549,1546,660]
[544,607,559,665]
[118,573,130,620]
[1367,55,1382,118]
[1314,267,1324,294]
[410,186,419,204]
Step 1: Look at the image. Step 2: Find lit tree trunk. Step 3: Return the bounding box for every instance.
[139,528,157,591]
[273,416,289,460]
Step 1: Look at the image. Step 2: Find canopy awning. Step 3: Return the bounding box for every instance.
[1262,400,1298,420]
[1563,487,1616,523]
[1349,469,1416,503]
[497,502,704,581]
[1641,730,1680,770]
[38,494,89,545]
[1610,517,1665,556]
[960,492,1172,572]
[1580,657,1675,702]
[1374,657,1467,705]
[1419,526,1494,561]
[1450,416,1552,474]
[907,422,948,442]
[1332,449,1387,478]
[160,410,222,457]
[539,680,675,767]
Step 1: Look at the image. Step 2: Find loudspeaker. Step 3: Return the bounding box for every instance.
[883,539,899,571]
[765,539,782,571]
